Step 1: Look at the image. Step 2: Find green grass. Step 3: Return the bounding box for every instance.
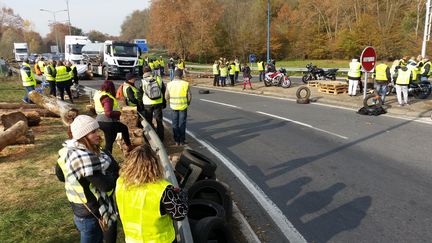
[0,76,24,103]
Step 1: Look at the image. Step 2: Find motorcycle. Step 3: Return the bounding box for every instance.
[302,63,338,83]
[264,67,291,88]
[385,81,431,99]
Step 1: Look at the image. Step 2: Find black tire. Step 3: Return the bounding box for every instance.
[188,199,226,222]
[414,83,431,99]
[296,98,310,104]
[302,74,311,84]
[178,149,217,178]
[199,89,210,94]
[188,179,232,220]
[363,93,383,108]
[296,86,311,99]
[281,77,291,88]
[192,216,234,243]
[264,78,271,87]
[330,74,336,80]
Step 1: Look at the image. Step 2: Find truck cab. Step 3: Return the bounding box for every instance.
[65,35,91,64]
[102,40,139,79]
[13,43,29,62]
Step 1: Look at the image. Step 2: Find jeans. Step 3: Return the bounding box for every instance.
[259,71,265,82]
[213,74,220,86]
[169,69,174,81]
[23,86,35,103]
[73,215,103,243]
[171,109,187,144]
[143,103,164,142]
[375,83,388,103]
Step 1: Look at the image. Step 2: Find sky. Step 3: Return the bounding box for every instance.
[0,0,150,37]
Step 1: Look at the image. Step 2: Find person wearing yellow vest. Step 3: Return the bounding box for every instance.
[229,61,236,86]
[137,55,144,77]
[234,58,241,82]
[177,58,185,76]
[158,56,165,76]
[94,80,133,154]
[394,66,412,106]
[141,67,166,142]
[55,115,119,243]
[213,60,220,86]
[55,60,74,103]
[20,59,36,104]
[115,144,188,243]
[168,57,176,81]
[347,58,362,96]
[122,73,141,108]
[373,60,391,104]
[420,56,431,82]
[166,69,191,146]
[219,63,228,87]
[257,60,265,82]
[44,60,57,96]
[153,58,161,77]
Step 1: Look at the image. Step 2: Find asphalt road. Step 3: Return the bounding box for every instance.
[83,77,432,242]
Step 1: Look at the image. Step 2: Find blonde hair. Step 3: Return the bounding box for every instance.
[120,145,163,187]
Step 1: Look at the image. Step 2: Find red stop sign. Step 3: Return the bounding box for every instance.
[360,46,376,72]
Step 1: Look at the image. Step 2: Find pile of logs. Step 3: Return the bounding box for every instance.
[119,107,144,150]
[0,111,33,152]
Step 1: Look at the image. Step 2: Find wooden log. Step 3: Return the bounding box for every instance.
[0,120,28,152]
[0,103,39,109]
[14,129,35,144]
[22,111,41,126]
[28,91,79,125]
[1,111,27,129]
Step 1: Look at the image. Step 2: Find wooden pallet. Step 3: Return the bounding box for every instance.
[318,87,348,95]
[307,81,320,87]
[319,82,348,89]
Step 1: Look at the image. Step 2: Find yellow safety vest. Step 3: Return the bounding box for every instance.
[257,61,264,71]
[421,61,431,77]
[220,67,228,77]
[149,61,154,70]
[115,178,175,243]
[142,76,163,105]
[229,64,236,75]
[44,65,55,81]
[159,59,165,67]
[122,83,138,107]
[55,66,70,82]
[38,60,45,74]
[235,62,240,72]
[396,68,411,85]
[20,62,36,87]
[348,62,361,78]
[177,61,184,70]
[137,58,144,67]
[375,63,388,81]
[212,64,219,75]
[407,64,418,81]
[167,79,189,110]
[93,91,120,115]
[69,65,76,79]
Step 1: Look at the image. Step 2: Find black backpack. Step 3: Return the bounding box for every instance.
[145,78,162,100]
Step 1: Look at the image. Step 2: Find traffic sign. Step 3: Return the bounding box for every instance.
[249,54,256,63]
[360,46,376,72]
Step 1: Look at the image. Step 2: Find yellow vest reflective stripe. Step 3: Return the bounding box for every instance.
[38,61,45,73]
[375,63,388,81]
[229,64,236,75]
[116,178,175,243]
[142,76,163,105]
[57,148,88,204]
[348,62,361,78]
[168,80,188,110]
[257,61,264,71]
[396,69,411,85]
[122,83,138,107]
[44,65,55,81]
[212,64,219,75]
[421,61,431,76]
[220,67,228,77]
[55,66,70,82]
[137,58,144,66]
[93,91,120,115]
[178,61,184,69]
[235,62,240,72]
[20,62,36,86]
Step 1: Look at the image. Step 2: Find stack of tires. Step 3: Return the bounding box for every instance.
[175,149,234,243]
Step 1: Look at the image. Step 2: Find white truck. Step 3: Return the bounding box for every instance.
[82,40,139,79]
[65,35,91,64]
[13,43,29,62]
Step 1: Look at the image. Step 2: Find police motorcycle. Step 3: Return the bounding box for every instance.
[385,81,431,99]
[264,67,291,88]
[302,63,338,83]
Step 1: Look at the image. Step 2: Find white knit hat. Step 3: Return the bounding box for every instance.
[70,115,99,140]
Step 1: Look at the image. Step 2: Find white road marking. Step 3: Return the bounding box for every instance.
[200,98,242,109]
[256,111,349,140]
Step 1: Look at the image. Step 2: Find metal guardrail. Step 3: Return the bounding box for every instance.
[187,64,349,73]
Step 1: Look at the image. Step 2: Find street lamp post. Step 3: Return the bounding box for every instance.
[267,0,270,63]
[40,8,67,53]
[66,0,72,35]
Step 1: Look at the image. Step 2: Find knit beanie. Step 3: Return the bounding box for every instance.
[70,115,99,140]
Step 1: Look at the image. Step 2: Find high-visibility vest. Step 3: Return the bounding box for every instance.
[229,64,236,75]
[154,60,160,68]
[137,58,144,67]
[44,65,55,81]
[407,64,418,81]
[122,83,138,107]
[149,61,155,70]
[20,62,36,87]
[69,65,76,79]
[375,63,388,81]
[396,68,411,85]
[348,62,361,78]
[235,62,240,72]
[421,61,431,77]
[257,61,264,71]
[93,91,120,115]
[177,61,184,70]
[159,59,165,67]
[115,177,175,243]
[390,64,398,77]
[167,79,189,110]
[212,64,219,75]
[142,76,163,105]
[220,66,228,77]
[38,60,45,74]
[57,148,88,204]
[55,66,70,82]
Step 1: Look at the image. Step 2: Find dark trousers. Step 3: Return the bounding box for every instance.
[98,121,131,153]
[48,80,56,96]
[171,109,187,144]
[56,80,73,103]
[160,67,165,76]
[235,71,239,82]
[259,71,265,81]
[143,103,164,142]
[213,74,220,86]
[220,77,226,86]
[229,74,235,86]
